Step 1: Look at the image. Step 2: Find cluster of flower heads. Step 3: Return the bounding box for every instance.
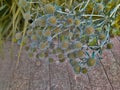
[14,1,118,74]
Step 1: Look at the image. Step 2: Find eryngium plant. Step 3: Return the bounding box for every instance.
[14,0,120,74]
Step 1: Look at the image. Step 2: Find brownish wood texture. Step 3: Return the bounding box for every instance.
[0,37,120,90]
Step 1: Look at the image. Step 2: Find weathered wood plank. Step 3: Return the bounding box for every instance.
[10,51,49,90]
[81,37,120,90]
[29,60,49,90]
[0,41,50,90]
[0,42,17,90]
[87,47,120,90]
[117,36,120,41]
[9,46,31,90]
[10,54,32,90]
[100,50,120,90]
[49,61,71,90]
[0,39,120,90]
[111,37,120,66]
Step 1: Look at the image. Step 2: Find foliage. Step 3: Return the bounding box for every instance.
[0,0,120,74]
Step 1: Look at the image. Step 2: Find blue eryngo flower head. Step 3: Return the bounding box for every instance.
[36,30,42,36]
[34,17,47,27]
[27,30,33,36]
[31,35,37,41]
[48,16,57,26]
[18,0,27,7]
[85,26,95,35]
[15,32,22,40]
[74,41,82,49]
[15,0,119,74]
[36,52,45,59]
[66,17,74,25]
[23,12,31,21]
[44,4,55,14]
[70,59,78,66]
[67,53,76,59]
[22,36,29,44]
[53,47,63,54]
[97,3,104,11]
[74,18,80,26]
[75,50,84,58]
[43,30,51,37]
[73,65,81,74]
[61,40,69,50]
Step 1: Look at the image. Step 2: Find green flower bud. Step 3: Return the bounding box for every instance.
[58,53,64,59]
[88,38,97,46]
[37,52,45,59]
[81,68,88,74]
[74,65,81,74]
[28,52,34,57]
[53,48,63,54]
[68,53,76,59]
[12,38,17,43]
[87,58,96,66]
[70,59,78,66]
[75,50,84,57]
[59,58,65,62]
[106,43,113,49]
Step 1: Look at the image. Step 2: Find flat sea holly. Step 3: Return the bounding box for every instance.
[14,0,120,74]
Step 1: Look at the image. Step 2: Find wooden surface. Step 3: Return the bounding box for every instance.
[0,37,120,90]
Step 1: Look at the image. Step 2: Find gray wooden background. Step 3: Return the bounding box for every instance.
[0,37,120,90]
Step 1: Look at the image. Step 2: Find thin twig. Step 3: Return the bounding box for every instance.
[81,14,105,18]
[87,74,93,90]
[110,4,120,17]
[80,0,90,12]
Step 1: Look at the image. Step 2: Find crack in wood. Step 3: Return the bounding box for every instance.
[99,60,114,90]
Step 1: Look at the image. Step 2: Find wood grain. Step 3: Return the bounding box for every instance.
[0,37,120,90]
